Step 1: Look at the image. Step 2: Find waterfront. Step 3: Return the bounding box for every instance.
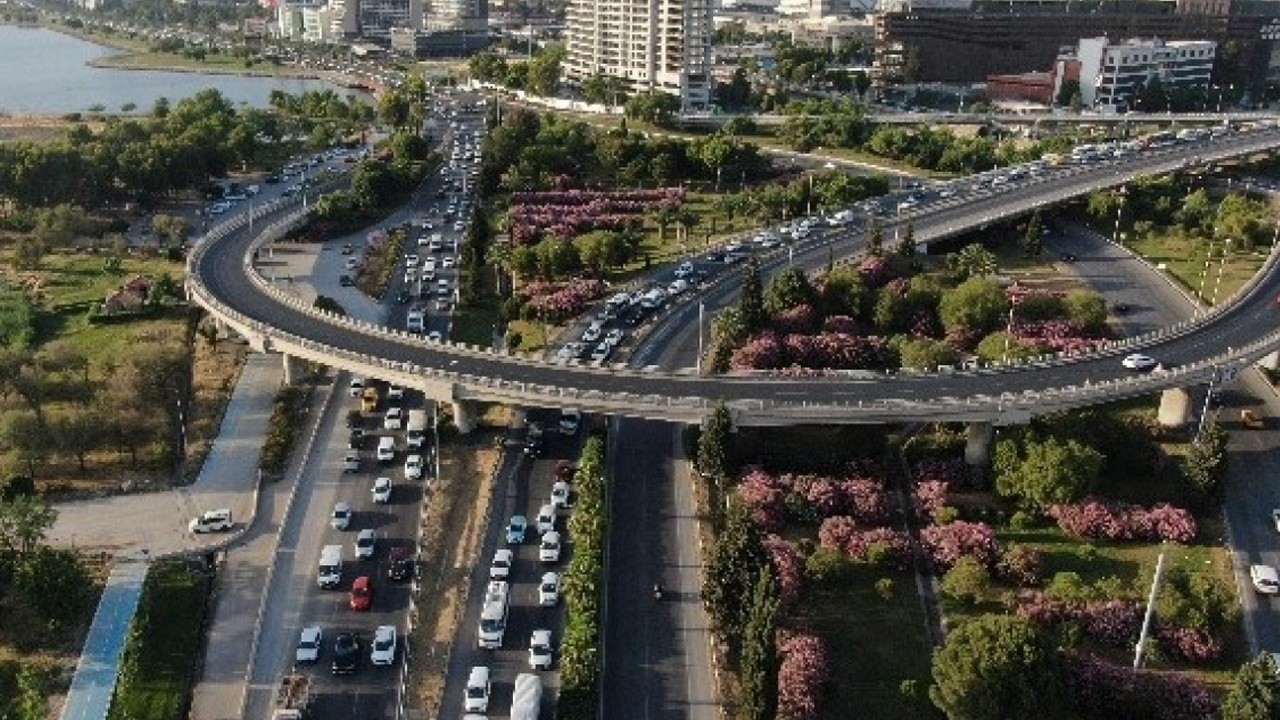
[0,25,343,114]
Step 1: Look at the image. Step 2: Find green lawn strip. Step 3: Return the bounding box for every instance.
[1126,232,1268,306]
[108,560,212,720]
[451,295,501,347]
[791,564,941,720]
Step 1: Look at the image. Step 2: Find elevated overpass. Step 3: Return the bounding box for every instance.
[188,125,1280,432]
[676,111,1280,130]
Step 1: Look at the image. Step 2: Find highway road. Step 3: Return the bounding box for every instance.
[191,125,1280,420]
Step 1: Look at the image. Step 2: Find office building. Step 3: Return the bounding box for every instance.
[872,0,1279,85]
[563,0,713,110]
[359,0,424,41]
[1056,36,1216,111]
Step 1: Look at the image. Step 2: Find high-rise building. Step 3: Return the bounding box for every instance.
[563,0,712,110]
[359,0,423,40]
[1055,36,1216,111]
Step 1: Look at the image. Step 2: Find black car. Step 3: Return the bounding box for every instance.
[263,175,281,184]
[1059,252,1077,262]
[388,546,413,581]
[348,429,364,450]
[339,275,354,287]
[1112,302,1131,314]
[396,290,411,305]
[332,633,360,675]
[341,243,354,255]
[346,410,363,429]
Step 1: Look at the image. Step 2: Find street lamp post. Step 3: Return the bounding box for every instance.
[1133,549,1168,669]
[696,302,706,374]
[1210,238,1232,308]
[1197,238,1216,312]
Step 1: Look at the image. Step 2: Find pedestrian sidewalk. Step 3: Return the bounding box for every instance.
[48,352,284,557]
[59,557,149,720]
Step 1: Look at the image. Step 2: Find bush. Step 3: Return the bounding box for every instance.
[805,546,853,585]
[1008,510,1037,530]
[776,632,828,720]
[1066,653,1218,720]
[1046,498,1197,543]
[559,435,609,700]
[941,556,990,605]
[920,521,999,571]
[997,545,1044,587]
[766,535,806,607]
[875,577,896,600]
[258,385,308,474]
[934,506,960,525]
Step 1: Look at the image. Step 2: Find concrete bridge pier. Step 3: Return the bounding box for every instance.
[452,400,478,434]
[1158,387,1192,428]
[281,353,307,385]
[964,421,994,468]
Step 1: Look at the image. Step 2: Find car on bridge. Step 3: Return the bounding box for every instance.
[1121,353,1159,372]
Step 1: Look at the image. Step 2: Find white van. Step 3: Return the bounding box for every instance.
[464,666,491,713]
[510,673,543,720]
[406,310,425,333]
[318,544,343,588]
[377,436,396,463]
[188,508,233,533]
[478,580,510,649]
[406,409,428,448]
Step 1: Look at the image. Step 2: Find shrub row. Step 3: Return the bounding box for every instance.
[258,384,308,474]
[354,227,408,300]
[1046,498,1197,543]
[557,434,608,719]
[737,467,890,533]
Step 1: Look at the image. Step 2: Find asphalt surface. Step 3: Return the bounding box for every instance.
[191,125,1280,415]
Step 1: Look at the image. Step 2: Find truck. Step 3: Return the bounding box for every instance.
[406,409,428,449]
[272,672,311,720]
[510,673,542,720]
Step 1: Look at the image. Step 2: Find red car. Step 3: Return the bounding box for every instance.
[349,575,373,612]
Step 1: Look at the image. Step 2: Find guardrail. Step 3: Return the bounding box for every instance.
[185,127,1280,424]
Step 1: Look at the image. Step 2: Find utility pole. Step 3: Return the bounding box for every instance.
[696,302,705,374]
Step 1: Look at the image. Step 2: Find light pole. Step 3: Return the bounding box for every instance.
[1111,186,1126,244]
[1002,304,1016,361]
[1196,238,1216,313]
[1210,238,1232,308]
[1196,367,1221,443]
[1133,549,1168,669]
[695,302,706,374]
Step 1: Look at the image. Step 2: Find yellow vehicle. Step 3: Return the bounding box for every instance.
[361,386,380,413]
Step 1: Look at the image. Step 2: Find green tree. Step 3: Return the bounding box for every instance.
[704,498,768,650]
[15,545,94,632]
[946,243,997,281]
[929,614,1065,720]
[899,221,917,257]
[1021,212,1044,259]
[1062,290,1108,334]
[1055,79,1081,108]
[763,267,815,317]
[0,494,57,557]
[738,568,779,720]
[940,277,1008,335]
[697,403,733,484]
[14,664,45,720]
[898,337,960,370]
[867,217,884,255]
[313,295,347,316]
[1185,417,1229,499]
[739,257,767,333]
[994,436,1104,510]
[1222,652,1280,720]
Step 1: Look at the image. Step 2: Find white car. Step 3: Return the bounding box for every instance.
[384,407,404,430]
[331,502,352,530]
[355,529,376,559]
[490,548,513,580]
[536,503,556,534]
[539,531,562,563]
[1122,353,1158,371]
[507,515,528,544]
[296,626,322,663]
[603,329,625,347]
[405,454,424,480]
[387,384,404,400]
[551,481,572,509]
[345,257,359,270]
[1253,564,1280,594]
[582,323,603,343]
[668,279,689,295]
[371,625,397,666]
[442,256,456,269]
[529,629,554,670]
[188,508,233,533]
[1272,508,1280,534]
[590,343,612,363]
[557,342,584,361]
[405,254,420,268]
[538,571,560,606]
[372,476,392,504]
[464,666,491,713]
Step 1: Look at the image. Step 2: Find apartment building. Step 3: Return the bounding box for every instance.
[1059,36,1216,111]
[359,0,423,41]
[563,0,712,110]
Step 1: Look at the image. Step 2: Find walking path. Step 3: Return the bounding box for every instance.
[59,557,149,720]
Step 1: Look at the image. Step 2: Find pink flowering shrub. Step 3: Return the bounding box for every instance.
[822,315,859,334]
[817,518,911,569]
[1066,654,1218,720]
[913,480,950,522]
[507,188,683,244]
[920,521,999,571]
[1157,626,1224,663]
[773,304,820,334]
[1011,319,1109,353]
[519,277,607,322]
[777,632,828,720]
[1047,498,1197,543]
[1014,592,1143,649]
[857,255,889,287]
[997,545,1044,587]
[731,331,895,371]
[766,535,806,607]
[736,468,788,532]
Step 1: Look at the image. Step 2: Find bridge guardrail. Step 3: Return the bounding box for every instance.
[184,127,1280,421]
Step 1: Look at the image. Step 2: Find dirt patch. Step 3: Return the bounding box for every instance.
[183,326,249,484]
[410,430,503,716]
[0,113,92,144]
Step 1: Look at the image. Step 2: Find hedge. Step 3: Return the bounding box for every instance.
[558,434,608,719]
[258,384,309,474]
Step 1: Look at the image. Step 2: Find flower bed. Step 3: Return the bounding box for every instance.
[517,277,607,323]
[777,632,830,720]
[1046,498,1197,543]
[731,331,895,371]
[507,187,684,245]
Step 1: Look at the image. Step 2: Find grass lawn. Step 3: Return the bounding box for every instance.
[1126,232,1268,306]
[452,296,502,348]
[107,560,211,720]
[793,566,942,720]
